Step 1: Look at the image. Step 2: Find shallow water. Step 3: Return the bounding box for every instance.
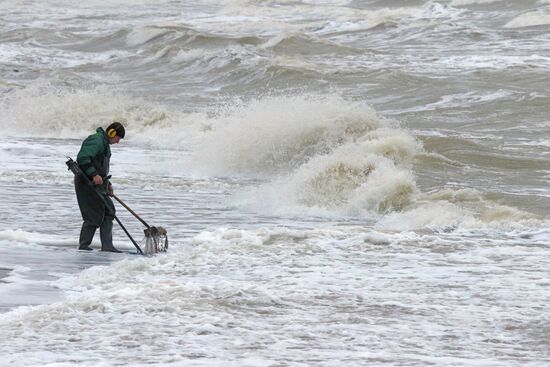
[1,0,550,365]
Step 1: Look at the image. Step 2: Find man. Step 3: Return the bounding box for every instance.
[74,122,125,252]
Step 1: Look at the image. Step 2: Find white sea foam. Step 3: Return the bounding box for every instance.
[424,54,550,72]
[450,0,503,6]
[504,11,550,28]
[0,229,74,247]
[0,82,200,146]
[2,226,550,365]
[0,84,542,230]
[312,7,421,35]
[377,188,545,231]
[0,229,136,251]
[180,94,545,229]
[189,95,391,175]
[183,3,424,36]
[0,42,128,68]
[402,90,517,112]
[247,129,421,215]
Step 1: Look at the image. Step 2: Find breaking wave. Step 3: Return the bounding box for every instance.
[0,83,543,230]
[504,11,550,28]
[0,82,201,145]
[450,0,503,6]
[185,94,542,229]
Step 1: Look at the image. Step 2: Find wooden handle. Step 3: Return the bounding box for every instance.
[112,194,151,229]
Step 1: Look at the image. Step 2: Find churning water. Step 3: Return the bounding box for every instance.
[1,0,550,365]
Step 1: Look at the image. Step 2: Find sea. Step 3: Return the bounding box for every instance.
[1,0,550,366]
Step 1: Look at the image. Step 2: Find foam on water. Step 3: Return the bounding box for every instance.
[397,90,518,113]
[183,94,422,217]
[189,95,387,174]
[0,229,74,247]
[242,128,420,214]
[504,11,550,28]
[0,82,203,146]
[378,190,544,231]
[1,84,542,230]
[311,7,421,35]
[2,226,550,365]
[180,94,544,229]
[450,0,504,5]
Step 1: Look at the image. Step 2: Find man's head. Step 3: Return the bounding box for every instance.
[106,122,125,144]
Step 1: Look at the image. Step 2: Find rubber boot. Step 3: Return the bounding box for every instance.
[100,217,122,253]
[79,222,97,250]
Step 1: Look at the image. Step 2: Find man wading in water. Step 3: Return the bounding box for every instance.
[74,122,125,252]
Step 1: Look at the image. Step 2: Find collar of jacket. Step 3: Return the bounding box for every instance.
[96,127,108,144]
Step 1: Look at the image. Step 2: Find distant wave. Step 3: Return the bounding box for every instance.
[182,94,544,229]
[504,11,550,28]
[450,0,503,6]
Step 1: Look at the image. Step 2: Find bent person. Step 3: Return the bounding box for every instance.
[74,122,125,252]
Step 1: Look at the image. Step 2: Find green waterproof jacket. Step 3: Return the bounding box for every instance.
[74,128,115,226]
[77,127,111,178]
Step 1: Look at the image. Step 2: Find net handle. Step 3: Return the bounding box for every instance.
[112,194,151,229]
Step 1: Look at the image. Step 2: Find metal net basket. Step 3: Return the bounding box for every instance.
[141,226,169,255]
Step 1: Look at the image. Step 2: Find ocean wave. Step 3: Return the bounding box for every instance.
[399,90,517,112]
[260,32,360,55]
[176,94,423,216]
[504,11,550,28]
[450,0,503,6]
[0,82,199,145]
[126,24,265,49]
[377,188,544,231]
[168,94,544,229]
[1,84,544,230]
[312,7,419,35]
[250,129,421,214]
[189,94,388,175]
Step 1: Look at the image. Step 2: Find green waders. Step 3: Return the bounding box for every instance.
[74,175,119,252]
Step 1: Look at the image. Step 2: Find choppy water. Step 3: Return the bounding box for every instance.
[1,0,550,365]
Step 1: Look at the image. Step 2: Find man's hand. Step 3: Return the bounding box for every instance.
[108,183,114,197]
[92,175,103,185]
